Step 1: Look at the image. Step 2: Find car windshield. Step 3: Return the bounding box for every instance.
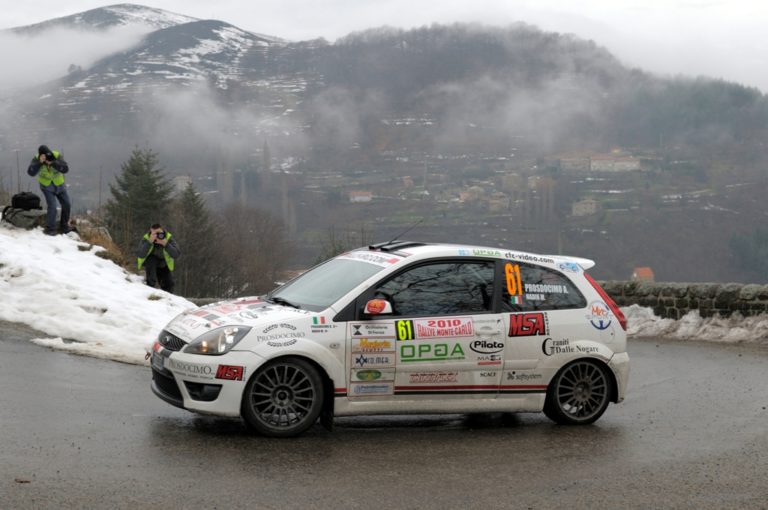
[269,257,388,311]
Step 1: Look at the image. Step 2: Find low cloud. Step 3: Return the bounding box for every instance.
[0,24,151,93]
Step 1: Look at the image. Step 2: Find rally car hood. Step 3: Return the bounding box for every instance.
[164,297,312,342]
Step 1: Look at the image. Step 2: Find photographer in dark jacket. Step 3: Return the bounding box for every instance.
[136,223,180,293]
[27,144,71,235]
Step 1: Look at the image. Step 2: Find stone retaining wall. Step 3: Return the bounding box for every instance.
[600,281,768,319]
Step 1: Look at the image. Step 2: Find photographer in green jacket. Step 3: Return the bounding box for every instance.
[136,223,180,293]
[27,144,71,235]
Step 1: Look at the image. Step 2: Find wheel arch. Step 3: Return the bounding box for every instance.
[550,356,619,404]
[240,354,337,423]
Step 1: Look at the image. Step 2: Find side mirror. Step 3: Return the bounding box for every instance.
[364,299,393,315]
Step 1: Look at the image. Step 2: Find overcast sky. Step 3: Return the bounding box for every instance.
[1,0,767,92]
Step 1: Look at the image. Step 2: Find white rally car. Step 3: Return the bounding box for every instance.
[151,241,629,437]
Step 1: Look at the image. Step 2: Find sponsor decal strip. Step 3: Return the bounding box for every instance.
[334,388,347,397]
[499,385,548,393]
[394,385,548,395]
[396,385,499,391]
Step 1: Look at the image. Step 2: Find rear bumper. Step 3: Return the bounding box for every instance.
[608,351,630,402]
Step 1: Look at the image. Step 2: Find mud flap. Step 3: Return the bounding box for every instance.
[320,406,334,431]
[320,378,334,431]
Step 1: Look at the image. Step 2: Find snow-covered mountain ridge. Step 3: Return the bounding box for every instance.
[11,4,199,34]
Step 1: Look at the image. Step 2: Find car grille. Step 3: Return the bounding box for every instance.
[152,368,182,401]
[158,330,187,352]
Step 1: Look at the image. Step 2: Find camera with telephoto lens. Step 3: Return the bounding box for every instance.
[156,232,166,240]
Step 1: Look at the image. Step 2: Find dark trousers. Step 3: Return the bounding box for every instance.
[143,256,175,293]
[41,186,71,233]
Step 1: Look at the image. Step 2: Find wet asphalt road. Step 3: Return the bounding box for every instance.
[1,321,767,510]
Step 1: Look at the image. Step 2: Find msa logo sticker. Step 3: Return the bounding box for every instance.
[508,313,548,337]
[216,365,245,381]
[587,301,612,330]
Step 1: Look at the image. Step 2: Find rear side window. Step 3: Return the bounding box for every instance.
[501,261,586,312]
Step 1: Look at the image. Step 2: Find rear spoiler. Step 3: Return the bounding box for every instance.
[546,255,596,271]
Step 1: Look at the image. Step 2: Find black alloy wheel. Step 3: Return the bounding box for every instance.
[543,359,612,425]
[241,357,324,437]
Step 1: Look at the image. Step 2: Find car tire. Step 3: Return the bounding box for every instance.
[543,359,612,425]
[241,357,324,437]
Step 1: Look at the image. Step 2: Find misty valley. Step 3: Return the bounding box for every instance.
[2,4,767,291]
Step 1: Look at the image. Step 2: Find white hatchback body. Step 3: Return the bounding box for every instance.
[151,241,629,436]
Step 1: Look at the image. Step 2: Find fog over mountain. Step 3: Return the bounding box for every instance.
[2,4,765,184]
[2,4,768,283]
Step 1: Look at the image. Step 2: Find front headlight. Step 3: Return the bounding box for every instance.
[184,326,251,355]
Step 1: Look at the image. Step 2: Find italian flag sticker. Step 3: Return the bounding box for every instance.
[313,317,326,325]
[510,296,523,305]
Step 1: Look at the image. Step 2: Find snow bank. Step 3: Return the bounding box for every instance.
[0,226,195,364]
[625,304,768,346]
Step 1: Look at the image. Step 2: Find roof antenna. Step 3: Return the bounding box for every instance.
[386,217,425,244]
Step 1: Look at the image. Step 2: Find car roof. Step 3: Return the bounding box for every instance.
[361,240,596,271]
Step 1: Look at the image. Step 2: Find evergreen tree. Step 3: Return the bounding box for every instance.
[170,182,221,297]
[105,147,174,256]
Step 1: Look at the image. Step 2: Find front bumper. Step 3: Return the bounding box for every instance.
[150,349,260,417]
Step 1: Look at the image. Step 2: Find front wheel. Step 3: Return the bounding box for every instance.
[543,360,612,425]
[241,358,324,437]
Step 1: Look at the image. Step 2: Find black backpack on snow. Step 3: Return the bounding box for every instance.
[11,191,42,210]
[1,206,46,230]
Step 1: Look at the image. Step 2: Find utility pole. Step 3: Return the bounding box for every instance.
[98,165,103,222]
[14,149,21,193]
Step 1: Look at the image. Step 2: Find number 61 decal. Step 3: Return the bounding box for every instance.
[505,263,523,297]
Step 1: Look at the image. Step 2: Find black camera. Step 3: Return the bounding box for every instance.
[44,153,55,163]
[156,232,166,240]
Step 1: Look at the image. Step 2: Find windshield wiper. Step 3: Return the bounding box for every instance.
[268,296,301,309]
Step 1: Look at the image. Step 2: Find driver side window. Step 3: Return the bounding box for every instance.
[374,261,495,317]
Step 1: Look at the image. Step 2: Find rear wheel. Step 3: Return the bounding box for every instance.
[242,358,324,437]
[544,360,612,425]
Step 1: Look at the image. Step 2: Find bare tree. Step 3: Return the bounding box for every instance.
[217,204,292,297]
